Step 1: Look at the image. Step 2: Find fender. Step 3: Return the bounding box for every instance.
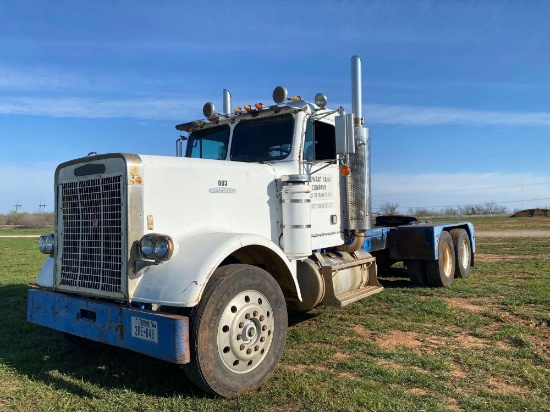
[36,256,54,287]
[131,232,300,306]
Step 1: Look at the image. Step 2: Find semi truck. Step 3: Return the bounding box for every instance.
[27,56,475,397]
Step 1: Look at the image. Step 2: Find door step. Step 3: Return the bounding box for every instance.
[314,253,384,307]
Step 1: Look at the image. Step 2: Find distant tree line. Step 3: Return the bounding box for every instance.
[377,200,525,217]
[0,211,54,228]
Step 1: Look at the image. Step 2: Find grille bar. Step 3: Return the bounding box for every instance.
[59,174,124,294]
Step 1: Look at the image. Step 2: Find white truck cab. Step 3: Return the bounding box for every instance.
[28,56,474,397]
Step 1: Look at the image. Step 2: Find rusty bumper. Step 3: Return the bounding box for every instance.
[27,288,190,364]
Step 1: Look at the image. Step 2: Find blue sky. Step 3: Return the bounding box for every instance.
[1,0,549,214]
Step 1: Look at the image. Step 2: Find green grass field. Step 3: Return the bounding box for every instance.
[0,220,549,411]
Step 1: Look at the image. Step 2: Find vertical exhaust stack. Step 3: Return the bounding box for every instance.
[346,56,371,239]
[223,89,232,115]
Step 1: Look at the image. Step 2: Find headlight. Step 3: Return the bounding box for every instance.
[139,235,154,258]
[139,234,173,261]
[154,237,170,260]
[38,233,55,254]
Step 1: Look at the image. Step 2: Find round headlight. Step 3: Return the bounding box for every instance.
[154,236,170,260]
[140,235,154,258]
[38,234,54,254]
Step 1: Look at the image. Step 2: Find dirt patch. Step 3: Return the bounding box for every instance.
[444,297,487,313]
[475,253,547,262]
[453,334,486,348]
[353,324,374,339]
[375,330,422,350]
[444,397,463,412]
[337,371,360,380]
[377,359,405,370]
[333,352,350,361]
[511,208,550,217]
[529,334,550,357]
[486,377,528,394]
[449,363,468,380]
[405,387,428,396]
[476,230,550,237]
[283,364,328,373]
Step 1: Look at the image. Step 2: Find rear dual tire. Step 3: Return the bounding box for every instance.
[426,231,455,287]
[450,228,471,278]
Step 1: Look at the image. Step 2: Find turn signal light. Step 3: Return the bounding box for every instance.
[290,96,301,101]
[340,164,351,176]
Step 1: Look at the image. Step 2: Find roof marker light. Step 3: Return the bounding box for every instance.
[234,107,243,114]
[314,93,327,109]
[255,103,263,110]
[244,104,252,111]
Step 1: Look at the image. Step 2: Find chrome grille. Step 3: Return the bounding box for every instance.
[59,174,124,294]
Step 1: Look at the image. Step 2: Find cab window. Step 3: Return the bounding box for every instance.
[231,114,294,162]
[304,121,336,161]
[186,125,230,160]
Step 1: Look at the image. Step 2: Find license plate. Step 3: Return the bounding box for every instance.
[131,316,158,343]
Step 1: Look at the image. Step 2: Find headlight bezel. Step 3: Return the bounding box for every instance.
[38,233,55,255]
[139,234,174,261]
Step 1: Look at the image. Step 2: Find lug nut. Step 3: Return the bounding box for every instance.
[253,311,258,317]
[240,344,245,350]
[245,313,250,319]
[259,315,265,321]
[254,345,259,351]
[260,337,265,342]
[239,322,244,328]
[262,325,267,331]
[247,348,252,355]
[237,334,242,340]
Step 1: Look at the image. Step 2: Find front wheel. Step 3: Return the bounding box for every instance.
[183,264,287,397]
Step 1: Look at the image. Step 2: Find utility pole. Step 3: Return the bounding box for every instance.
[14,202,22,213]
[39,200,47,213]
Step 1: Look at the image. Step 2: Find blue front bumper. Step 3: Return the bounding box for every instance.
[27,288,190,364]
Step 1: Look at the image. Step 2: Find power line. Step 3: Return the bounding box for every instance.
[375,181,550,197]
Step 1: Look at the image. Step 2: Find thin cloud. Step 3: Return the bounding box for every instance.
[372,172,550,212]
[0,66,90,91]
[0,97,201,120]
[366,104,550,126]
[2,96,550,128]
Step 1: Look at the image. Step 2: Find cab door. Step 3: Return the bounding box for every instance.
[303,120,345,249]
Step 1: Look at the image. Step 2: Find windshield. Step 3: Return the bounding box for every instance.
[186,124,230,160]
[231,114,294,162]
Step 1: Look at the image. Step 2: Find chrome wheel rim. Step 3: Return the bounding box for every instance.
[442,242,453,277]
[218,290,274,374]
[460,239,470,269]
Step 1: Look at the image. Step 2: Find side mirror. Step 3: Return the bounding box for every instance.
[335,114,355,154]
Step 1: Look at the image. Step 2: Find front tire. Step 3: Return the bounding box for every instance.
[183,264,287,397]
[426,231,455,287]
